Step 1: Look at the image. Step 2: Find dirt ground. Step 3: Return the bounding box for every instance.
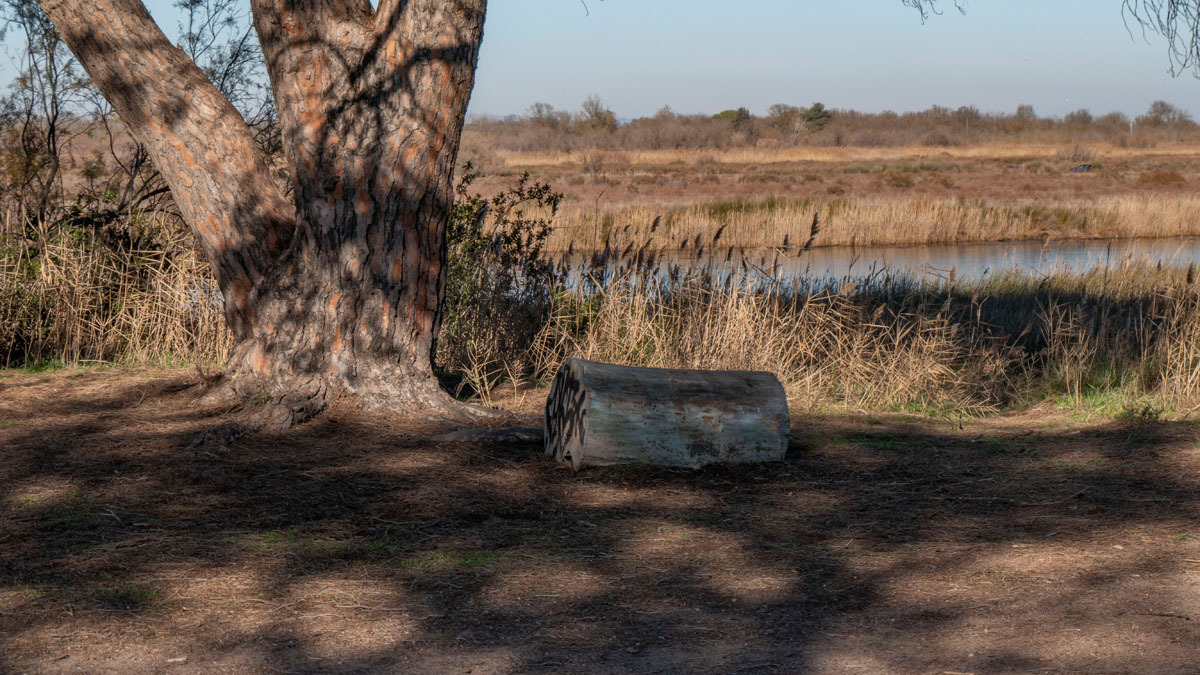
[2,368,1199,674]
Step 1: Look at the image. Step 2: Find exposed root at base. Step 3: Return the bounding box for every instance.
[193,371,529,431]
[414,391,531,427]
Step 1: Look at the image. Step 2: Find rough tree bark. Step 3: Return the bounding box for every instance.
[40,0,489,426]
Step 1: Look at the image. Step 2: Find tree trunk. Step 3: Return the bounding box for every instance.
[545,358,791,470]
[40,0,489,426]
[39,0,295,341]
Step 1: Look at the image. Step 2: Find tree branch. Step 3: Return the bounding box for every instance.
[40,0,296,338]
[1122,0,1200,75]
[900,0,967,22]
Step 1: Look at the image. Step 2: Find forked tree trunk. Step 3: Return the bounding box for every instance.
[39,0,296,339]
[40,0,489,426]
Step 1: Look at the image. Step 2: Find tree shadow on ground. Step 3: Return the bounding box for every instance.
[1,370,1199,673]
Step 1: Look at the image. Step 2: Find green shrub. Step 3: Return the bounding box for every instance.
[437,165,562,398]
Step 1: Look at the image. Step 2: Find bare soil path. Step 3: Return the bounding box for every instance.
[1,368,1199,674]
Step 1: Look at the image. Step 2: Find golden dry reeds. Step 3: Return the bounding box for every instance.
[495,142,1200,170]
[0,214,231,368]
[533,273,1011,414]
[534,226,1200,416]
[546,194,1200,253]
[10,208,1200,418]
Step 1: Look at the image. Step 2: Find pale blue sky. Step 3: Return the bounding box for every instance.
[131,1,1200,120]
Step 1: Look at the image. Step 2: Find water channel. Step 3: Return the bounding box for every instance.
[647,237,1200,283]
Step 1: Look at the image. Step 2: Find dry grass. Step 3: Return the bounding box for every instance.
[9,204,1200,417]
[495,142,1200,169]
[0,214,231,368]
[463,141,1200,254]
[1138,168,1187,186]
[534,275,1010,414]
[548,194,1200,252]
[531,229,1200,415]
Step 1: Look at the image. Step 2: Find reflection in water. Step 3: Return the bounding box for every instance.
[644,237,1200,283]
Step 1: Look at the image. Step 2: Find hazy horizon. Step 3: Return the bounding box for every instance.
[471,1,1200,121]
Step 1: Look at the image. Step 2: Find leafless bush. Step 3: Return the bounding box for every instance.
[463,99,1200,154]
[851,131,901,147]
[580,153,605,175]
[1056,141,1094,163]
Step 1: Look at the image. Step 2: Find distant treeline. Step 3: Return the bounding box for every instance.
[463,98,1200,152]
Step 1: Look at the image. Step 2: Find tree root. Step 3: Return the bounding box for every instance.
[405,389,533,427]
[194,370,531,432]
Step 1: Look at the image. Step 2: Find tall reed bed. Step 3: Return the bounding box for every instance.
[0,215,231,368]
[7,209,1200,417]
[534,273,1013,414]
[547,194,1200,253]
[532,227,1200,415]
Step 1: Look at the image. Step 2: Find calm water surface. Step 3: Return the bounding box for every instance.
[652,237,1200,282]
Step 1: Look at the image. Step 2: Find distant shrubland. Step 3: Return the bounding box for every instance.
[462,98,1200,154]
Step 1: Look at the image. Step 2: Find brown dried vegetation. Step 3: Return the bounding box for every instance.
[458,142,1200,253]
